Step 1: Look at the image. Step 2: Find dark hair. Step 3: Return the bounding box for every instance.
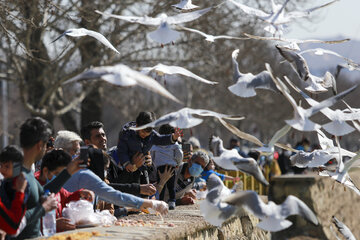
[159,124,174,135]
[41,149,71,172]
[136,112,155,127]
[20,117,53,149]
[81,121,104,141]
[230,137,239,143]
[0,145,23,164]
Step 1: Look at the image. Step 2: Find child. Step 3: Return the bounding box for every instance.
[151,124,183,210]
[201,158,239,182]
[0,145,28,235]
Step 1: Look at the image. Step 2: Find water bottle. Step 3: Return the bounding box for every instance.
[42,190,56,236]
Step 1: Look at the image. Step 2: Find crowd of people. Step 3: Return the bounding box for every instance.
[0,111,319,239]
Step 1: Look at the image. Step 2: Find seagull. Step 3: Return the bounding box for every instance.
[228,0,338,36]
[209,136,269,186]
[129,107,244,130]
[95,7,213,45]
[290,149,336,168]
[228,49,280,98]
[178,26,248,43]
[253,125,292,155]
[276,45,337,94]
[283,76,360,136]
[62,64,181,104]
[224,191,319,232]
[141,63,218,85]
[332,216,357,240]
[243,33,349,51]
[51,28,120,54]
[199,174,236,227]
[266,64,358,132]
[299,48,360,71]
[172,0,199,11]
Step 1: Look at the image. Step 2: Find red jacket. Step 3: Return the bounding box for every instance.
[0,191,25,235]
[34,171,82,218]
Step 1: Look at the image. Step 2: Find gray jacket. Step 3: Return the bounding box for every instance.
[151,143,183,168]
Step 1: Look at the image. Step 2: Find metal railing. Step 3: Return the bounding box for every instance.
[217,165,271,195]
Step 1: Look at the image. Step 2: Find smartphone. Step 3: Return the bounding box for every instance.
[182,143,191,152]
[12,161,22,178]
[79,146,89,167]
[46,138,54,148]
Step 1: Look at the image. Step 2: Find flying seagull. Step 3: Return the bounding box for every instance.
[95,7,213,45]
[276,45,337,94]
[62,64,181,104]
[228,49,280,98]
[172,0,199,11]
[224,191,319,232]
[266,64,358,131]
[284,76,360,136]
[178,26,248,43]
[141,63,218,85]
[129,107,244,130]
[228,0,338,36]
[52,28,120,54]
[209,136,269,186]
[332,216,357,240]
[243,33,349,51]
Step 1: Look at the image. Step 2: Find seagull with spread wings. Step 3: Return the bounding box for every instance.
[209,136,269,186]
[95,6,213,45]
[332,216,357,240]
[52,28,120,54]
[266,64,358,132]
[276,45,337,94]
[129,107,244,130]
[178,26,248,43]
[228,49,280,98]
[172,0,199,11]
[224,191,319,232]
[62,64,181,104]
[141,63,218,85]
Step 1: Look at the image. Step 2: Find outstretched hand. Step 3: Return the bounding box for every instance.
[172,128,183,142]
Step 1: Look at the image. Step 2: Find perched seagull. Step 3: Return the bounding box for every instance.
[266,64,358,132]
[299,48,360,71]
[52,28,120,54]
[129,107,244,130]
[332,216,357,240]
[243,33,349,51]
[228,0,338,36]
[62,64,181,104]
[209,136,269,186]
[284,76,360,136]
[199,174,236,227]
[228,49,280,98]
[276,45,337,94]
[224,191,319,232]
[178,26,248,43]
[172,0,199,11]
[95,7,213,45]
[141,63,218,85]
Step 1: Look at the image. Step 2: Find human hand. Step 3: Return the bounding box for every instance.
[158,165,175,186]
[180,195,195,205]
[79,189,94,202]
[151,200,168,215]
[144,152,152,166]
[183,151,192,162]
[14,173,27,193]
[125,163,137,172]
[42,193,58,212]
[132,152,146,168]
[56,218,75,232]
[0,229,6,240]
[172,128,182,142]
[184,189,196,199]
[66,156,86,175]
[140,184,156,196]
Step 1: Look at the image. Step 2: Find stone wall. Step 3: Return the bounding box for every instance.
[269,174,360,240]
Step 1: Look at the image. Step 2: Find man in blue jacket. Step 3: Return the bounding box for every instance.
[117,112,181,185]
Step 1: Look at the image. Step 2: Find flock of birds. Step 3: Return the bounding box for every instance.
[51,0,360,238]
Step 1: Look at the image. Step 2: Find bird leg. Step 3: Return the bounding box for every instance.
[161,44,164,48]
[332,181,335,190]
[171,41,175,45]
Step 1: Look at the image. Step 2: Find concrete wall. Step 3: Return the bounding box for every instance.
[269,175,360,240]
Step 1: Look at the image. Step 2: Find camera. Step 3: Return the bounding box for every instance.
[79,146,89,167]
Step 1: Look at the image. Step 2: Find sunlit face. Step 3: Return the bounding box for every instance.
[0,161,13,179]
[89,128,107,150]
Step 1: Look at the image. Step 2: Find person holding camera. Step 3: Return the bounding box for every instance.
[117,112,181,186]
